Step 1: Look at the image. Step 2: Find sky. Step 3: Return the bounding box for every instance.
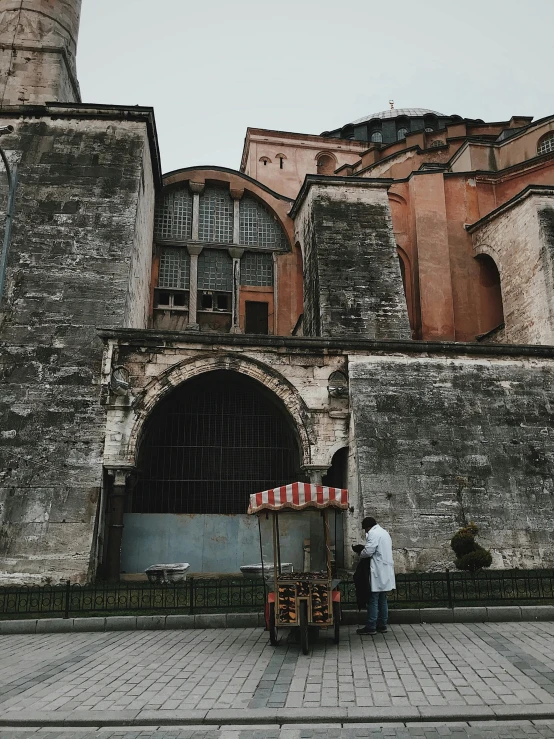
[78,0,554,175]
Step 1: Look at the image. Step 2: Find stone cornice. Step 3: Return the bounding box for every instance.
[96,328,554,360]
[289,175,393,218]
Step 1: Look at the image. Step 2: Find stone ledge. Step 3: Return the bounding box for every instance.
[0,604,552,634]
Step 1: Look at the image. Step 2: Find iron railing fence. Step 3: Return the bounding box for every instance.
[0,569,553,619]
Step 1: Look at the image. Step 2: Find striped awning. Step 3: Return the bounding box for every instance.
[247,482,349,514]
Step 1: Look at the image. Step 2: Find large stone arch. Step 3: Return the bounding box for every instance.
[129,352,314,467]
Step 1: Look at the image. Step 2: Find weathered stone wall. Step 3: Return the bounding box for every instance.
[349,353,554,573]
[294,181,411,340]
[472,193,554,345]
[0,0,82,106]
[0,109,155,583]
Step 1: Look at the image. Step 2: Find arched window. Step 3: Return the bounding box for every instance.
[239,194,287,249]
[198,186,233,243]
[275,153,286,170]
[259,156,271,166]
[430,140,444,148]
[132,371,301,514]
[370,130,383,143]
[154,188,192,241]
[476,254,504,334]
[397,127,408,141]
[537,132,554,156]
[316,153,336,175]
[424,115,437,133]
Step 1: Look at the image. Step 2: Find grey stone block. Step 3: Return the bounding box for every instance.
[137,709,207,725]
[418,705,495,720]
[452,607,488,622]
[165,614,195,630]
[389,609,421,624]
[521,605,554,620]
[346,706,420,722]
[226,612,258,628]
[420,608,454,623]
[194,613,226,629]
[72,617,105,632]
[492,703,554,720]
[136,614,166,630]
[257,611,267,627]
[104,615,137,631]
[486,605,522,621]
[206,708,278,724]
[36,617,74,633]
[279,707,347,723]
[0,619,37,634]
[63,709,140,725]
[0,710,62,726]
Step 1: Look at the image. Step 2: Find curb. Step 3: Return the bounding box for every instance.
[1,605,553,634]
[1,704,554,727]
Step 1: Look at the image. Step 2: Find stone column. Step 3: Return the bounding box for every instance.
[187,245,203,330]
[230,187,244,245]
[228,247,244,333]
[189,181,205,240]
[105,467,134,581]
[302,465,330,485]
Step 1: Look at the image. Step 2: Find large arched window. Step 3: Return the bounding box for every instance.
[537,132,554,156]
[476,254,504,334]
[239,194,286,249]
[154,188,192,241]
[132,371,301,514]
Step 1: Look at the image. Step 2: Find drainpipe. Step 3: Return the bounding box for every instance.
[0,125,18,304]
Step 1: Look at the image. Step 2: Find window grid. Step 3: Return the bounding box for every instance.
[198,187,233,243]
[239,196,286,248]
[370,131,383,143]
[538,133,554,156]
[158,247,190,289]
[241,252,274,286]
[198,249,233,291]
[154,189,192,240]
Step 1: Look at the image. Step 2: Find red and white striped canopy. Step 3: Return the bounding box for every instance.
[247,482,349,514]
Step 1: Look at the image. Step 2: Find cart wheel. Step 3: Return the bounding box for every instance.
[269,602,278,646]
[333,601,341,644]
[299,601,309,655]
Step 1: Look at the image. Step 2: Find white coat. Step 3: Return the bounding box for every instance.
[360,524,396,592]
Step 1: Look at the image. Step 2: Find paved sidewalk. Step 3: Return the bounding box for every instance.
[0,622,554,730]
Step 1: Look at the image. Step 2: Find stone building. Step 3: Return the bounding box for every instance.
[1,0,554,583]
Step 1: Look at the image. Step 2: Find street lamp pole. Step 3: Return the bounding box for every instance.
[0,125,17,304]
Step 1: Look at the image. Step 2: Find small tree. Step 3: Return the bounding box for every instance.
[450,522,492,573]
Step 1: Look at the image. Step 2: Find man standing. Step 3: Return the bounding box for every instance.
[353,516,396,636]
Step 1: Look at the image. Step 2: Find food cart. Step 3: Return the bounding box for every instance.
[247,481,348,654]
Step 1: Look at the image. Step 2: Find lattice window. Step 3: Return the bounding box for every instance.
[154,188,192,240]
[241,252,274,286]
[370,131,383,143]
[239,195,286,249]
[158,247,190,289]
[538,132,554,156]
[198,249,233,291]
[198,187,233,243]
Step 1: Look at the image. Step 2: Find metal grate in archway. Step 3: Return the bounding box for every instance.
[132,371,301,514]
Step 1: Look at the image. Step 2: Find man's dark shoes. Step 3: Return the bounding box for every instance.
[356,627,377,635]
[376,626,388,633]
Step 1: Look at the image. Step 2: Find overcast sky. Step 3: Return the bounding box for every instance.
[78,0,554,175]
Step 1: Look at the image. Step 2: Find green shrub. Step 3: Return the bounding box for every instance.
[450,522,492,573]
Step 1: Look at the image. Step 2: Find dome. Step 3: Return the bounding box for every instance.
[351,108,445,125]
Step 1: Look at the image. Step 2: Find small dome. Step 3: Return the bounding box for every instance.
[351,108,445,125]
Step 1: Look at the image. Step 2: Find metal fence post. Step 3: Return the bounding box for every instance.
[63,580,71,619]
[189,576,194,616]
[446,569,453,609]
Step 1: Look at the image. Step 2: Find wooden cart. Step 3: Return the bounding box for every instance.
[247,482,348,654]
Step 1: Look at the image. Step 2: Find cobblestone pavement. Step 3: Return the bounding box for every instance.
[2,622,554,714]
[0,721,554,738]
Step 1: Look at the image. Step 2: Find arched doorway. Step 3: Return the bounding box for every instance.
[120,370,302,574]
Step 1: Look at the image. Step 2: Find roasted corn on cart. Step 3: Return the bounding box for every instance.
[247,482,348,654]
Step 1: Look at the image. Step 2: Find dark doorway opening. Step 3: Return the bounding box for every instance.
[323,447,348,489]
[245,301,269,334]
[132,371,301,515]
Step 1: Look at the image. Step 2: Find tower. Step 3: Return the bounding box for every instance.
[0,0,81,106]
